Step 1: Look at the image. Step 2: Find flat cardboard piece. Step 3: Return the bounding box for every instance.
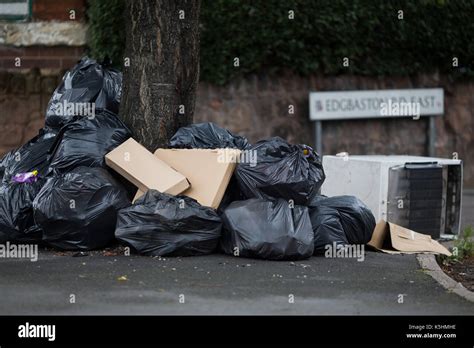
[105,138,189,195]
[134,148,241,208]
[368,220,451,256]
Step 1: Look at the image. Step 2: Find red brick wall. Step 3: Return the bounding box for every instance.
[32,0,86,21]
[0,46,84,70]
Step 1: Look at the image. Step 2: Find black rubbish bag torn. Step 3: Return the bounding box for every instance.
[309,195,375,245]
[115,190,222,256]
[220,198,314,260]
[169,122,251,150]
[309,205,349,253]
[235,137,325,205]
[0,180,44,243]
[45,56,122,130]
[0,129,56,183]
[48,110,131,175]
[33,167,130,250]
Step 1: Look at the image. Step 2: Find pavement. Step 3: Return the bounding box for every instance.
[0,192,473,315]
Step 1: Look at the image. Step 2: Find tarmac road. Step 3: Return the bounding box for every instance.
[0,248,473,315]
[0,192,473,315]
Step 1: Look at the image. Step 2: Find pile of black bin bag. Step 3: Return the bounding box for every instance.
[0,57,130,250]
[0,57,376,260]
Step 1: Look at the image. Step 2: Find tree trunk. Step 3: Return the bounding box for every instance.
[120,0,201,151]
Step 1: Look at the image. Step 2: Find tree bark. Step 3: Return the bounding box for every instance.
[120,0,201,151]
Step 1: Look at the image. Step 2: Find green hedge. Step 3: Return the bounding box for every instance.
[86,0,125,67]
[87,0,474,85]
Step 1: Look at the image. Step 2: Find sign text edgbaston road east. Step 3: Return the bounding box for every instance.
[309,88,444,120]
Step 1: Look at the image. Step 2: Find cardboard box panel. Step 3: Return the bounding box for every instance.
[368,220,451,256]
[105,138,189,195]
[135,148,241,208]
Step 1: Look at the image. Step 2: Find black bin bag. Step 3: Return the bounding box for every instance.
[48,109,131,175]
[33,167,130,250]
[309,195,376,245]
[115,190,222,256]
[220,198,314,260]
[235,137,325,205]
[0,129,56,183]
[45,57,122,130]
[309,205,349,254]
[169,122,251,150]
[0,180,44,244]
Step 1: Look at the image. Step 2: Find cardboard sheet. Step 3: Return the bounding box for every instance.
[105,138,189,195]
[368,220,451,256]
[134,148,241,208]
